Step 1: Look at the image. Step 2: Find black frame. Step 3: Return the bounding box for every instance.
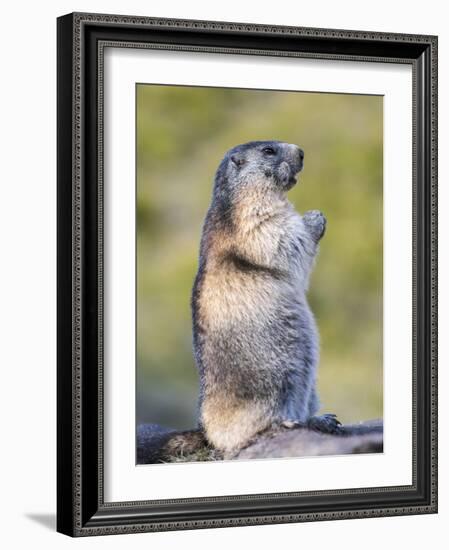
[57,12,438,537]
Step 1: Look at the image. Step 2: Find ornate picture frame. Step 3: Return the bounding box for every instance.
[57,12,437,536]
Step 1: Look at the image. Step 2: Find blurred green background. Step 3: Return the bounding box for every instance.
[136,84,383,430]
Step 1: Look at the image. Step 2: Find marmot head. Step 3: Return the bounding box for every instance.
[213,141,304,202]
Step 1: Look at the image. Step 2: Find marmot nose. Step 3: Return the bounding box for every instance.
[288,143,304,163]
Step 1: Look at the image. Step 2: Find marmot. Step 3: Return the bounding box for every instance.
[191,140,340,454]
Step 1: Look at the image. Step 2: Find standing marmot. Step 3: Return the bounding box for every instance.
[192,140,340,454]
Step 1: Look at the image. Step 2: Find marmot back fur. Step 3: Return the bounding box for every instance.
[192,140,340,453]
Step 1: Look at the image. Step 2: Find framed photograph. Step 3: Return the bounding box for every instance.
[57,12,438,536]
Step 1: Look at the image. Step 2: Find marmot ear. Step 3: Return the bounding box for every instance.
[230,153,244,168]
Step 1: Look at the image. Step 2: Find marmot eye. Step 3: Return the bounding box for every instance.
[262,146,276,156]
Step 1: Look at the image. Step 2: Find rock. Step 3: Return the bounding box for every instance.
[137,420,383,464]
[234,423,383,460]
[137,423,176,463]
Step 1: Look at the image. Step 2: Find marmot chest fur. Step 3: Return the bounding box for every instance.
[192,140,339,453]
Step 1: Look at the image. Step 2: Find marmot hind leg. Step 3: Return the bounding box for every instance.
[280,389,341,434]
[306,390,341,434]
[307,413,342,434]
[280,414,341,434]
[308,388,320,417]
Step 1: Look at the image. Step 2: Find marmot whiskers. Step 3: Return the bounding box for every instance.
[191,140,340,453]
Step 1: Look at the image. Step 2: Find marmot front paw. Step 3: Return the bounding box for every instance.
[303,210,327,241]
